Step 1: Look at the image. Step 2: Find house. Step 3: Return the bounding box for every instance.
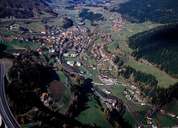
[67,61,74,66]
[75,61,81,67]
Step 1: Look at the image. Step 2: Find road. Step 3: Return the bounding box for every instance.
[0,64,21,128]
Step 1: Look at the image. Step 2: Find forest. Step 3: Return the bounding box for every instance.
[129,23,178,78]
[79,9,104,23]
[120,66,158,96]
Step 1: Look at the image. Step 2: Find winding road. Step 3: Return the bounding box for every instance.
[0,64,21,128]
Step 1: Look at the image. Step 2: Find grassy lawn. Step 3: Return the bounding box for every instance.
[156,114,177,127]
[79,65,101,83]
[77,108,112,128]
[123,111,136,127]
[57,71,68,84]
[47,17,63,27]
[76,96,112,128]
[127,59,178,88]
[56,71,72,113]
[0,39,13,49]
[58,86,72,113]
[2,31,14,36]
[164,99,178,115]
[10,39,40,49]
[106,40,119,53]
[85,55,97,66]
[28,22,45,32]
[112,83,126,99]
[1,39,39,50]
[122,103,153,127]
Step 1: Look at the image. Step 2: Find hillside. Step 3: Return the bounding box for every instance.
[0,0,56,18]
[129,23,178,78]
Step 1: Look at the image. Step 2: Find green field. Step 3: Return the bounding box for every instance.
[155,114,177,127]
[127,59,178,88]
[76,96,112,128]
[77,108,112,128]
[57,71,68,84]
[95,16,178,89]
[12,40,39,49]
[96,11,177,88]
[123,111,136,127]
[164,99,178,115]
[112,83,126,99]
[28,22,45,32]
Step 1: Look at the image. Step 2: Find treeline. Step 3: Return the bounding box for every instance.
[79,9,104,23]
[0,39,11,50]
[113,56,124,67]
[119,65,178,112]
[152,82,178,106]
[120,66,158,96]
[0,39,14,58]
[120,66,158,86]
[0,41,7,52]
[129,23,178,78]
[0,39,39,50]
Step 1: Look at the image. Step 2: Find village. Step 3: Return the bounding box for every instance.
[1,11,178,127]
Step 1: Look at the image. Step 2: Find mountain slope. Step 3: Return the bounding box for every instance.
[129,23,178,78]
[0,0,56,18]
